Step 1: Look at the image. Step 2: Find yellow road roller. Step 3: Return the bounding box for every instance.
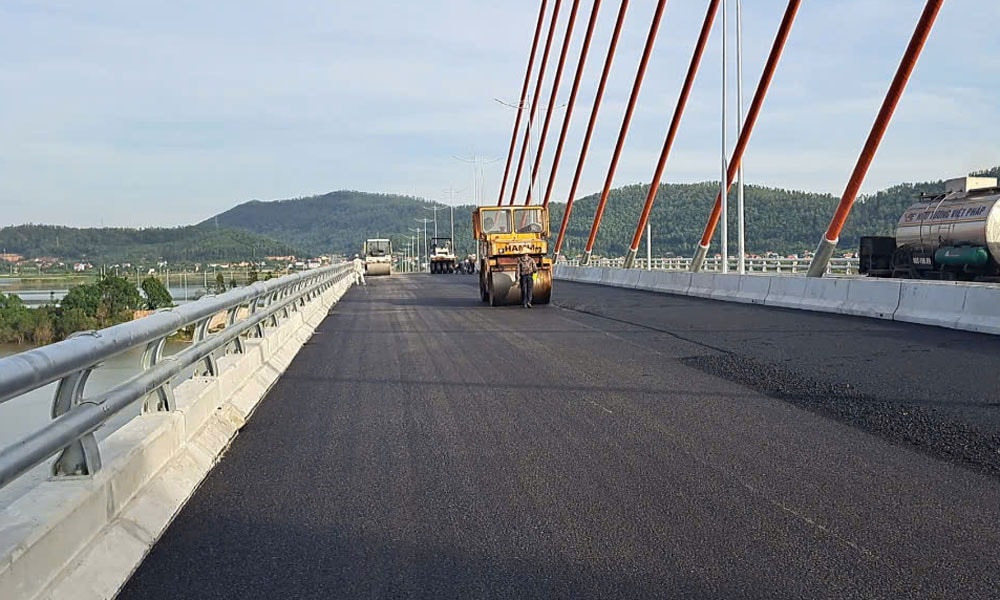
[364,238,392,276]
[472,205,552,306]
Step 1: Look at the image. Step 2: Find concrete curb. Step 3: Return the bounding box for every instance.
[554,265,1000,336]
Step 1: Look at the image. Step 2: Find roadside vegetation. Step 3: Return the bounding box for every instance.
[0,275,174,345]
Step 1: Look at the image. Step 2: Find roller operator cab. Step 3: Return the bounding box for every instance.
[472,206,553,306]
[363,238,392,276]
[860,176,1000,282]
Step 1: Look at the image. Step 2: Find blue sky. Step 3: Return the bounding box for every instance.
[1,0,997,227]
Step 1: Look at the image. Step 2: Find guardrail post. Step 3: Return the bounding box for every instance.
[249,294,265,338]
[51,366,102,477]
[141,337,176,413]
[193,316,219,376]
[225,305,245,355]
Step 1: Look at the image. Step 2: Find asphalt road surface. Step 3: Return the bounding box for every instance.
[120,273,1000,599]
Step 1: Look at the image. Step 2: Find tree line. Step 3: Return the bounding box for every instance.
[0,224,304,265]
[0,275,174,345]
[207,170,1000,260]
[4,168,997,264]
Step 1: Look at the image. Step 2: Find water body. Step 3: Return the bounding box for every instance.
[0,340,189,503]
[6,287,206,307]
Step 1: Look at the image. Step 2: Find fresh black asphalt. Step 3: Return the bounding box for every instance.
[120,274,1000,599]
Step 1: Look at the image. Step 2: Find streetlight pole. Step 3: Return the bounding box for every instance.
[736,0,746,274]
[442,187,465,252]
[494,98,567,205]
[408,227,421,272]
[721,0,729,274]
[415,218,432,272]
[423,205,445,240]
[454,156,499,206]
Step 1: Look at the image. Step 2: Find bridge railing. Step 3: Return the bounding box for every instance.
[0,262,354,491]
[562,256,858,275]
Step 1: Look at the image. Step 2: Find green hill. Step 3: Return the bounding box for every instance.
[209,167,1000,259]
[4,167,998,263]
[0,224,304,264]
[202,191,479,259]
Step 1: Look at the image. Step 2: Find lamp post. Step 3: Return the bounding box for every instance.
[494,98,565,204]
[454,156,499,206]
[422,205,445,240]
[414,219,432,272]
[408,227,421,272]
[442,187,465,253]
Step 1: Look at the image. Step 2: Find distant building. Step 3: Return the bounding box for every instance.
[0,253,23,263]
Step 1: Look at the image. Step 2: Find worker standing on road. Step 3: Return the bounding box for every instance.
[517,251,537,308]
[353,254,366,286]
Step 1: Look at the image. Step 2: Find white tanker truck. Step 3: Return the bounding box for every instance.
[861,176,1000,282]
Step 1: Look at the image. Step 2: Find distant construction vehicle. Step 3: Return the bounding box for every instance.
[472,205,552,306]
[363,238,392,276]
[429,237,458,274]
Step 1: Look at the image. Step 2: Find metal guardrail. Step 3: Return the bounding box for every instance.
[0,263,353,490]
[564,256,859,275]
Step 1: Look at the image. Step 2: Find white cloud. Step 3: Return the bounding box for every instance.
[0,0,998,227]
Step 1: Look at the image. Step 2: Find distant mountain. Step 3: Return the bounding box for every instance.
[200,191,479,258]
[5,166,998,263]
[209,167,1000,259]
[0,224,303,264]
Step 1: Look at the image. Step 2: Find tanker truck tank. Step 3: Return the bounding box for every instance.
[860,176,1000,281]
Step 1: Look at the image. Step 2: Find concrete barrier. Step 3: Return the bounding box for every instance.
[615,269,642,289]
[840,279,902,320]
[764,276,808,308]
[635,269,666,292]
[894,281,966,330]
[687,273,718,299]
[796,277,851,314]
[955,285,1000,335]
[0,279,350,600]
[707,274,743,302]
[600,267,626,287]
[577,267,604,284]
[651,272,692,296]
[600,267,639,288]
[559,265,1000,336]
[734,275,773,304]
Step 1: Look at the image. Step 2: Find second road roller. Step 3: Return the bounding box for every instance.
[363,238,392,276]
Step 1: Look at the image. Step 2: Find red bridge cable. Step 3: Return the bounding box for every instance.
[627,0,720,256]
[553,1,630,256]
[694,0,801,251]
[508,0,564,206]
[524,0,583,206]
[583,0,670,260]
[497,0,549,206]
[807,0,945,277]
[542,0,603,209]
